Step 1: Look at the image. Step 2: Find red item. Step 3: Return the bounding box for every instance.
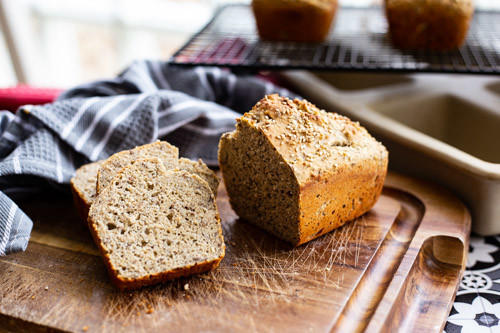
[0,85,63,112]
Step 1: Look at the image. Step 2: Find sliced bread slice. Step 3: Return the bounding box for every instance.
[71,144,219,223]
[88,158,225,290]
[178,157,219,195]
[70,160,103,223]
[96,141,219,196]
[96,141,179,195]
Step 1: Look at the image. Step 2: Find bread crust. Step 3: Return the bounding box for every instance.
[70,161,103,224]
[178,157,220,196]
[70,181,91,224]
[252,0,338,42]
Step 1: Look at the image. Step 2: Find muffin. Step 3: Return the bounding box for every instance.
[252,0,338,42]
[385,0,474,49]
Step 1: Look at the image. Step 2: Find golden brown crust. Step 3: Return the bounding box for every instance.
[70,161,103,224]
[385,0,474,49]
[252,0,338,42]
[297,162,386,245]
[242,94,385,185]
[70,181,91,224]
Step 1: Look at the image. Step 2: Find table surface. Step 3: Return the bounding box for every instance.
[445,235,500,332]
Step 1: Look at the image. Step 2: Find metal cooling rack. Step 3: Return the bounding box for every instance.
[169,5,500,74]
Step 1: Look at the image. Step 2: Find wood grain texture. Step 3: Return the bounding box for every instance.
[0,172,470,332]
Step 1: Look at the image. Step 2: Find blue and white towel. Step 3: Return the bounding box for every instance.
[0,60,296,256]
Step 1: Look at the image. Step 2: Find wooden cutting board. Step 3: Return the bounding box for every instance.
[0,172,470,332]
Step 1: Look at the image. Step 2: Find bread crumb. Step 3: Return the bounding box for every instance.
[325,267,330,271]
[146,308,154,314]
[184,283,189,291]
[136,311,141,316]
[31,296,35,300]
[44,286,49,291]
[82,326,89,332]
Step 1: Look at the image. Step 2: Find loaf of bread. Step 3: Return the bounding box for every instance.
[219,94,388,246]
[385,0,474,49]
[88,158,225,290]
[96,141,219,196]
[252,0,338,42]
[70,161,103,223]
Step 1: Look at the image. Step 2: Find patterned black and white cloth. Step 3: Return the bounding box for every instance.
[0,60,296,256]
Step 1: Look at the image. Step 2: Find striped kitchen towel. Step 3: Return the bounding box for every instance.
[0,60,296,255]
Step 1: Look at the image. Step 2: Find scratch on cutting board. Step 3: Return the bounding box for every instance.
[1,268,65,327]
[1,206,374,332]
